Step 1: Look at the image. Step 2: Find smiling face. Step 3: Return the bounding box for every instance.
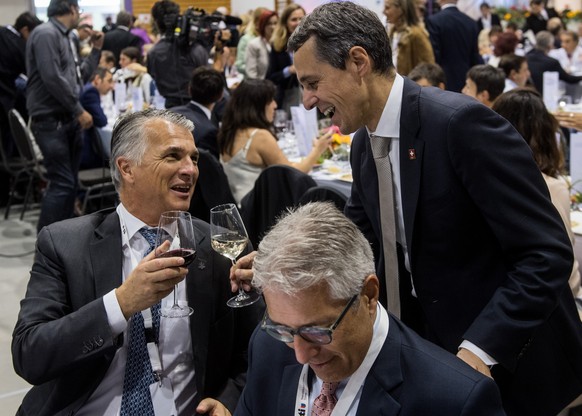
[117,118,199,226]
[263,282,375,382]
[294,37,371,134]
[287,8,305,35]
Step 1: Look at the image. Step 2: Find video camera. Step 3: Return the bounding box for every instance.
[164,7,242,49]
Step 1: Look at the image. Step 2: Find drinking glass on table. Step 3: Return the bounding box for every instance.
[156,211,196,318]
[210,203,261,308]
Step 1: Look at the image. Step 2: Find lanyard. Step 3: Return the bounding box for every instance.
[293,304,389,416]
[119,208,164,383]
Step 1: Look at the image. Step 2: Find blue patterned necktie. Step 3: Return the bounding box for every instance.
[120,227,162,416]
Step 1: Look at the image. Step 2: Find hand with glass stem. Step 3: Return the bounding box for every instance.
[229,251,257,293]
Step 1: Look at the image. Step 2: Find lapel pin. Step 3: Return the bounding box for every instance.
[408,148,416,160]
[197,259,206,270]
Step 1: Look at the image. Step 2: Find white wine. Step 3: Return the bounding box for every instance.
[211,233,248,260]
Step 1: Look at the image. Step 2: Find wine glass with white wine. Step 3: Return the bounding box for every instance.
[210,203,260,308]
[156,211,196,318]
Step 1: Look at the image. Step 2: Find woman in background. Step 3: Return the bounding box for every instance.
[267,3,305,112]
[218,79,331,205]
[235,7,266,77]
[492,88,582,319]
[384,0,434,75]
[245,10,278,80]
[114,46,154,106]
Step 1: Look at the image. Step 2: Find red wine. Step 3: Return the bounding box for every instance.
[159,248,197,266]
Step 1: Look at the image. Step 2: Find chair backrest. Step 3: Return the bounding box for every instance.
[189,148,236,223]
[8,109,39,164]
[298,185,348,212]
[241,164,317,247]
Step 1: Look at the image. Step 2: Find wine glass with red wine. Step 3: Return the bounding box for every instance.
[156,210,196,318]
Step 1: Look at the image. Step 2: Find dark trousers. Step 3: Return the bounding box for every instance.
[31,117,82,232]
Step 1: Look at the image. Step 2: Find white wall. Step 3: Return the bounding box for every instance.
[0,0,33,25]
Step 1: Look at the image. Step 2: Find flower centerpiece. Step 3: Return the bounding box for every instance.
[494,6,529,28]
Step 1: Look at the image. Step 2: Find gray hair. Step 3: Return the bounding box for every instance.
[252,202,376,300]
[109,108,194,191]
[288,1,393,75]
[535,30,554,53]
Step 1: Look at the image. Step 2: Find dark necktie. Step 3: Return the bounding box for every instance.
[370,135,401,318]
[312,381,340,416]
[120,227,161,416]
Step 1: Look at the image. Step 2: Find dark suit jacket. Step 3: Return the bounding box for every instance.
[235,314,505,415]
[345,78,582,415]
[267,49,299,108]
[526,48,582,94]
[476,13,501,32]
[426,6,482,92]
[79,84,108,169]
[12,209,262,415]
[102,27,142,66]
[523,9,560,34]
[171,102,220,158]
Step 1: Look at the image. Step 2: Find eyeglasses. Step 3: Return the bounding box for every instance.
[261,294,358,345]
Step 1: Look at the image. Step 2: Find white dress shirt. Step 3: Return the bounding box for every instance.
[77,204,196,415]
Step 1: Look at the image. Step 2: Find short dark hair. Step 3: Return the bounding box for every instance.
[90,66,111,82]
[120,46,142,64]
[14,12,42,31]
[151,0,180,34]
[288,1,393,75]
[189,67,225,105]
[47,0,78,17]
[100,50,116,65]
[116,11,132,27]
[466,64,505,101]
[498,54,526,77]
[408,62,446,87]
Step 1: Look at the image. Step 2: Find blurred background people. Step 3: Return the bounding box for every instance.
[462,64,505,107]
[102,11,141,67]
[218,79,331,205]
[492,88,582,320]
[244,10,277,80]
[267,3,305,112]
[487,31,520,67]
[476,2,500,32]
[115,46,154,107]
[523,0,560,35]
[549,30,582,73]
[101,15,116,33]
[235,7,266,77]
[384,0,434,76]
[408,62,447,88]
[499,53,531,91]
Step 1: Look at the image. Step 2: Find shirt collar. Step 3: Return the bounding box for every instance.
[7,25,20,37]
[441,3,458,10]
[50,17,70,35]
[190,100,212,119]
[116,203,150,247]
[366,73,404,139]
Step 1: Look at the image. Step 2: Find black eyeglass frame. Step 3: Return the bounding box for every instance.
[261,294,358,345]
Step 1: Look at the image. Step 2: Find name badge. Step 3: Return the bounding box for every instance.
[150,376,177,416]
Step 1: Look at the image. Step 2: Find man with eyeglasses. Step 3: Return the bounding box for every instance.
[234,202,505,416]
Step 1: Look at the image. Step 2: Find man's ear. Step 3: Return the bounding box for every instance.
[347,46,372,78]
[478,89,491,104]
[116,157,134,184]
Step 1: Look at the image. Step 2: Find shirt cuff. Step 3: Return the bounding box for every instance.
[459,340,498,366]
[283,66,291,78]
[103,289,128,336]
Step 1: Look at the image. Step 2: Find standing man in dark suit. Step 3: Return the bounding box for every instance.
[171,67,224,159]
[426,0,482,92]
[523,0,559,34]
[235,202,505,416]
[284,2,582,415]
[12,109,262,416]
[102,11,141,67]
[476,2,501,32]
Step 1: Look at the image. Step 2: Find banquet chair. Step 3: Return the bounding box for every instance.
[7,109,47,220]
[298,185,348,211]
[188,148,236,223]
[240,165,316,247]
[78,128,117,215]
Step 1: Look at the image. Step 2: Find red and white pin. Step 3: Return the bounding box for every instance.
[408,148,416,160]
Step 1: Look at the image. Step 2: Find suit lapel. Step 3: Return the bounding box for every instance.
[398,79,424,252]
[356,316,404,416]
[91,211,123,297]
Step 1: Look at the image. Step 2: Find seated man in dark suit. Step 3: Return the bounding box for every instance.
[12,109,262,416]
[476,2,501,32]
[171,67,225,159]
[79,66,114,168]
[235,202,505,416]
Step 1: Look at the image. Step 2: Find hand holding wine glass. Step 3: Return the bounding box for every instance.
[210,204,261,308]
[156,211,197,318]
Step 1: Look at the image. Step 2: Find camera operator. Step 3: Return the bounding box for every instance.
[148,0,226,108]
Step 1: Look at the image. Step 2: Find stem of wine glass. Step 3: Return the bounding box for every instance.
[172,284,180,308]
[231,258,250,300]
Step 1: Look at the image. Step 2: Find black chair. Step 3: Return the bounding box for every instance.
[241,165,316,247]
[7,109,47,220]
[78,128,117,214]
[298,185,348,211]
[189,148,236,223]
